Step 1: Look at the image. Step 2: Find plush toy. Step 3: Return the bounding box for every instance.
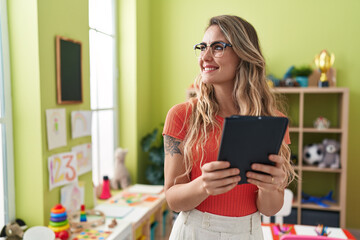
[319,139,340,169]
[303,143,324,166]
[110,148,131,189]
[0,219,27,240]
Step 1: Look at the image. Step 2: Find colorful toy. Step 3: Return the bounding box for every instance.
[302,191,336,208]
[80,204,87,222]
[315,224,329,236]
[48,204,70,240]
[68,209,106,233]
[314,116,330,129]
[319,139,340,169]
[303,143,324,166]
[72,229,112,240]
[110,148,131,190]
[272,224,292,236]
[99,176,112,199]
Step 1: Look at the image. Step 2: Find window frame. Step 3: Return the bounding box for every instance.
[0,0,16,224]
[89,0,118,185]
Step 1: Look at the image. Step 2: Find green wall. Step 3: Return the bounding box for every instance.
[7,0,360,229]
[8,0,93,226]
[142,0,360,228]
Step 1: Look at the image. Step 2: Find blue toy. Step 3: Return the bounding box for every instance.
[302,191,336,208]
[283,65,295,79]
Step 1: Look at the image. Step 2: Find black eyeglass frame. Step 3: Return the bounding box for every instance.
[193,41,233,58]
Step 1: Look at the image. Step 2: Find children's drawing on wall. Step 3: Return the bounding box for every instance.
[71,111,92,138]
[72,143,92,175]
[46,108,67,150]
[48,152,78,190]
[61,182,84,213]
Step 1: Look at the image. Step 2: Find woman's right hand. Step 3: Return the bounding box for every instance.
[200,161,240,196]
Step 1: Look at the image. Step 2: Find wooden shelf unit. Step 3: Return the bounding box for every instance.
[274,87,349,228]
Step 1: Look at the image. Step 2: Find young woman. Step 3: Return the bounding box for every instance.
[163,15,296,239]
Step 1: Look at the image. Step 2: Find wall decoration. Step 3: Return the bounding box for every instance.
[46,108,67,150]
[48,152,77,190]
[61,182,84,213]
[56,35,83,104]
[72,143,92,175]
[71,111,92,138]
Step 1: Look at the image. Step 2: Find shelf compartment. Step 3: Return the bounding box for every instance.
[302,128,343,133]
[300,202,341,211]
[301,209,340,227]
[301,166,342,173]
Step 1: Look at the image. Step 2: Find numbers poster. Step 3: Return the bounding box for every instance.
[48,152,78,190]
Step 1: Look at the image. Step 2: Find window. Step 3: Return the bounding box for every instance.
[89,0,118,185]
[0,0,15,227]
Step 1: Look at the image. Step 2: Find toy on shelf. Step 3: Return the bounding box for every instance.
[315,224,329,236]
[0,219,27,240]
[319,139,340,169]
[302,191,336,208]
[314,116,330,129]
[80,204,87,222]
[303,143,324,166]
[110,148,131,190]
[99,176,112,199]
[48,204,70,240]
[303,139,340,169]
[186,83,196,99]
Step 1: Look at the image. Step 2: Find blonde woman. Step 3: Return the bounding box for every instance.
[163,15,295,239]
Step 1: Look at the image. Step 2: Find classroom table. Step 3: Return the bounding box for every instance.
[262,224,356,240]
[69,218,132,240]
[70,184,171,240]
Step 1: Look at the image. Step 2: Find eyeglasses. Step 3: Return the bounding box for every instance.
[193,41,233,58]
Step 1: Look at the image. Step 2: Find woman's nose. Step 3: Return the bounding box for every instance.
[202,47,213,61]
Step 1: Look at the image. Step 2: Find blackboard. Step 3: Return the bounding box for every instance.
[56,36,83,104]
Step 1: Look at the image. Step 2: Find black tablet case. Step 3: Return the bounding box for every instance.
[218,116,288,184]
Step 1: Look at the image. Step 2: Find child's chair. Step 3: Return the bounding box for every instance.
[280,235,344,240]
[262,188,293,225]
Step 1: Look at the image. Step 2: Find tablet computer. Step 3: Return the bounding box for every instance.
[217,115,288,184]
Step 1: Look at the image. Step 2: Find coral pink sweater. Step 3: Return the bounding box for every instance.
[163,102,290,217]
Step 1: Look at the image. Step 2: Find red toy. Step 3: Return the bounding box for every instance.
[99,176,112,199]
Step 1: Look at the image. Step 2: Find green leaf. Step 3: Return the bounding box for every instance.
[146,165,164,185]
[290,65,313,77]
[149,147,165,165]
[141,129,158,152]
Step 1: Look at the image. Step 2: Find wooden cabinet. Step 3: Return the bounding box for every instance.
[274,87,349,228]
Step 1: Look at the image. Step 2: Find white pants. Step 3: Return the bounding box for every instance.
[169,209,264,240]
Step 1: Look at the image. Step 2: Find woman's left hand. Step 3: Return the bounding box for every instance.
[246,154,286,192]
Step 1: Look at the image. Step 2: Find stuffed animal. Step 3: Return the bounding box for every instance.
[303,143,324,166]
[0,219,27,240]
[319,139,340,169]
[110,148,131,189]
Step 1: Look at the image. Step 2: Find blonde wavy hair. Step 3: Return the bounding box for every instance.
[182,15,296,187]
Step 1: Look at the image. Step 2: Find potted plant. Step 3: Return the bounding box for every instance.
[290,65,313,87]
[141,126,164,185]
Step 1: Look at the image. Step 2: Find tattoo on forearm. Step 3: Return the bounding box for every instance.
[164,135,182,157]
